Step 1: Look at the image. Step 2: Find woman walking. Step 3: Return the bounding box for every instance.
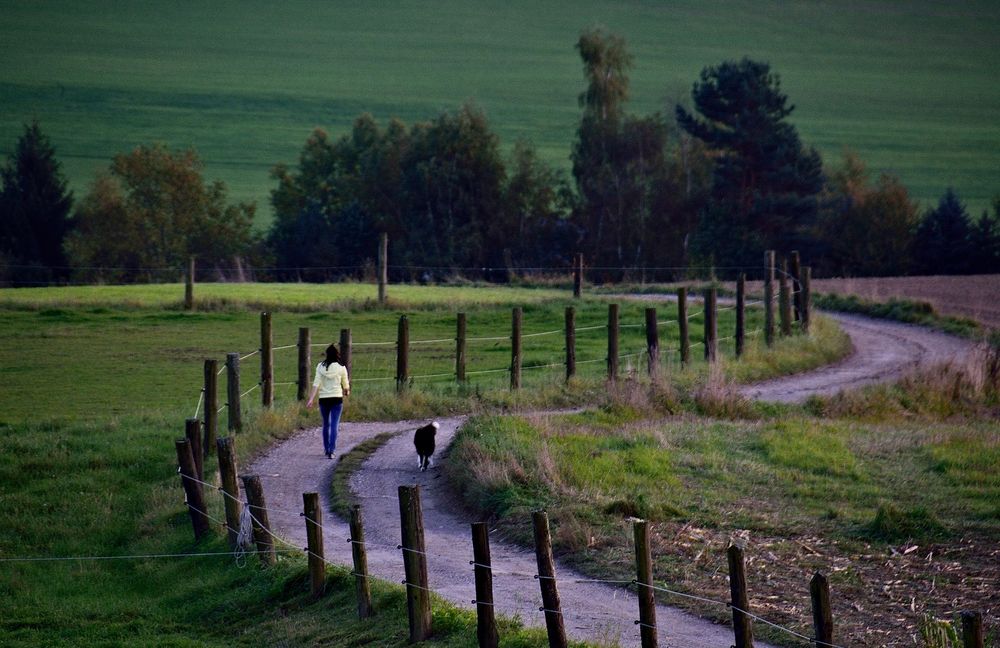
[306,343,350,458]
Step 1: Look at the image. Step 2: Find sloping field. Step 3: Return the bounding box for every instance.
[1,0,998,220]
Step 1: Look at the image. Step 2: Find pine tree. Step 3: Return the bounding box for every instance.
[913,188,972,274]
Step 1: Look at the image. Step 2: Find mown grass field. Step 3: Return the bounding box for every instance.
[2,0,998,219]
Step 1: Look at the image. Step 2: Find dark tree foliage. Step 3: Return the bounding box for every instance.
[968,196,1000,274]
[0,121,74,285]
[913,188,972,275]
[677,58,823,268]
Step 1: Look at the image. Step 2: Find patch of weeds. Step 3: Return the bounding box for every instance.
[863,503,947,542]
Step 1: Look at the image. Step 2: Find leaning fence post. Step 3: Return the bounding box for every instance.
[645,307,659,380]
[378,232,388,305]
[608,303,619,381]
[456,313,467,382]
[175,438,210,540]
[184,256,195,310]
[303,492,325,598]
[471,522,500,648]
[764,250,776,347]
[810,572,833,648]
[399,485,432,642]
[241,474,275,566]
[185,418,203,482]
[790,250,802,322]
[216,437,242,550]
[736,273,746,357]
[565,306,576,382]
[511,307,522,390]
[260,312,273,408]
[532,510,567,648]
[203,359,218,456]
[801,266,812,334]
[349,504,373,619]
[573,252,583,299]
[962,611,983,648]
[634,519,658,648]
[727,543,754,648]
[340,328,352,377]
[678,287,690,365]
[779,260,792,337]
[226,352,241,433]
[704,288,717,363]
[396,315,409,393]
[297,328,310,401]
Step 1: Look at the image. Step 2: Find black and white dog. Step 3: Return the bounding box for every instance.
[413,421,439,471]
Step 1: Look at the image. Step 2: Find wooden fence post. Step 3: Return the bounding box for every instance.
[399,485,432,642]
[565,307,576,382]
[203,359,218,457]
[608,303,619,381]
[532,510,567,648]
[185,418,203,482]
[378,232,388,305]
[678,287,690,366]
[790,250,802,322]
[340,328,352,377]
[727,544,754,648]
[962,611,983,648]
[704,288,717,363]
[260,312,273,408]
[764,250,776,347]
[779,260,792,337]
[184,256,194,310]
[573,253,583,299]
[349,504,373,619]
[303,492,325,598]
[801,266,812,334]
[645,307,659,381]
[736,274,746,358]
[634,519,658,648]
[396,315,409,393]
[241,474,275,566]
[175,438,209,540]
[226,352,241,433]
[216,437,242,550]
[297,327,310,401]
[511,307,522,390]
[810,572,833,648]
[456,313,467,382]
[472,522,500,648]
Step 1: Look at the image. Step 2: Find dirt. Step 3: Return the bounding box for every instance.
[246,311,978,648]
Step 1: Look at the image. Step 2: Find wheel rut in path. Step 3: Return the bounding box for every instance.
[247,312,975,647]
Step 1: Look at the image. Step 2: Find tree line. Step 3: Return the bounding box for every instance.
[2,29,998,286]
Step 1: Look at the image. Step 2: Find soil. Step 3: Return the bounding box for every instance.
[246,312,979,647]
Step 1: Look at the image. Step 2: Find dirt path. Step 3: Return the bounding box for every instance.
[247,312,976,647]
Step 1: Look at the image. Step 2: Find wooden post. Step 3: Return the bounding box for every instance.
[565,307,576,382]
[645,307,659,380]
[704,288,717,363]
[297,327,310,401]
[634,520,658,648]
[779,260,792,337]
[185,418,203,482]
[764,250,776,347]
[810,572,833,648]
[736,273,746,358]
[573,253,582,299]
[241,474,275,566]
[184,256,194,310]
[216,437,242,550]
[203,359,218,457]
[349,505,373,619]
[175,438,209,540]
[378,232,388,305]
[607,303,619,382]
[396,315,409,392]
[399,485,432,643]
[790,250,802,322]
[471,522,499,648]
[801,266,812,334]
[340,328,352,377]
[226,352,241,433]
[678,287,690,365]
[962,611,983,648]
[532,511,567,648]
[303,492,325,598]
[511,307,522,390]
[727,544,754,648]
[456,313,467,382]
[260,312,273,408]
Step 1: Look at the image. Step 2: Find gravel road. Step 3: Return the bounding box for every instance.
[246,312,976,647]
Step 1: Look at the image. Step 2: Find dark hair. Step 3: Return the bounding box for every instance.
[322,343,340,368]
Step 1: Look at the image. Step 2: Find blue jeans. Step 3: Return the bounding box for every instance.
[318,398,343,455]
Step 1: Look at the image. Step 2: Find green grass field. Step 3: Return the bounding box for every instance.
[2,0,998,220]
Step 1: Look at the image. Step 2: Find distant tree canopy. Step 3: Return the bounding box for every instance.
[0,122,73,285]
[66,145,257,282]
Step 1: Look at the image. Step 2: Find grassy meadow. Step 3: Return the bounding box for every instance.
[2,0,998,218]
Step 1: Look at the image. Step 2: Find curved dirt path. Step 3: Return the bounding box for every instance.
[247,312,976,647]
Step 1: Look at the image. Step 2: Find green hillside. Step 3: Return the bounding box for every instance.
[2,0,997,221]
